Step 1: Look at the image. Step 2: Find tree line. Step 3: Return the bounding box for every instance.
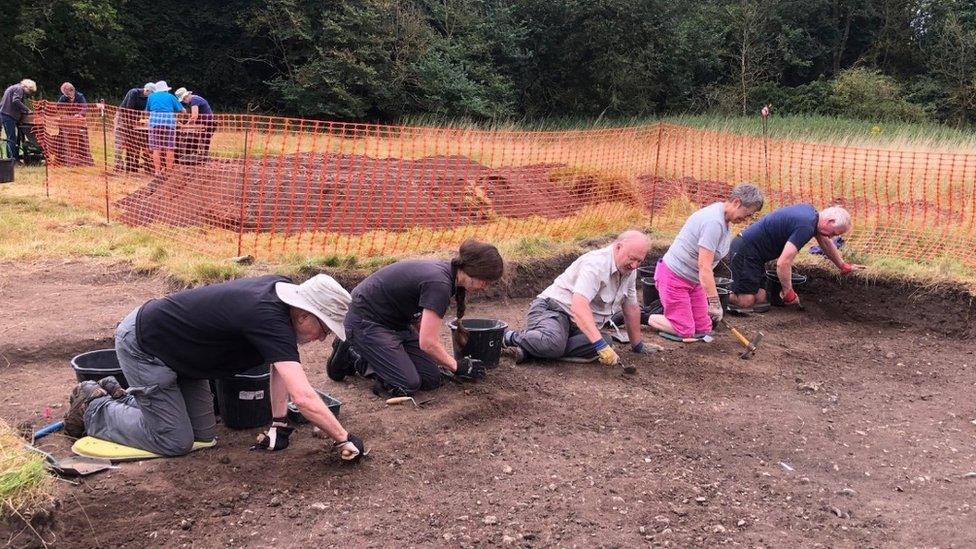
[4,0,974,126]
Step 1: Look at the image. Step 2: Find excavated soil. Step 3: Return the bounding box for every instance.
[2,259,976,548]
[114,155,640,233]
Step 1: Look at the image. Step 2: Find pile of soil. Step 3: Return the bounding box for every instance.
[115,154,642,233]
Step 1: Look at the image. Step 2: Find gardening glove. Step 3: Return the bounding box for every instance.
[334,433,366,462]
[631,341,647,354]
[781,288,800,307]
[251,418,293,451]
[840,263,864,275]
[455,357,486,380]
[707,295,724,322]
[593,339,619,366]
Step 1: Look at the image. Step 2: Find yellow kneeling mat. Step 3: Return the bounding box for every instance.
[72,436,217,462]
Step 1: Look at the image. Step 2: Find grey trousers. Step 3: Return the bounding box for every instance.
[510,298,610,360]
[84,308,216,456]
[344,309,442,394]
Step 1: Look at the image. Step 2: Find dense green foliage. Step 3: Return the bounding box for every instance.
[3,0,974,125]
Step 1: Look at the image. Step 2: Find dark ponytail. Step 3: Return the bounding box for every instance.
[451,239,504,346]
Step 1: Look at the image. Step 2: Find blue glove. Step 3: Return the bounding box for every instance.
[632,341,646,354]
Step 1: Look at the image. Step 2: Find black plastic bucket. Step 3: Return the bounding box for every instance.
[70,349,129,388]
[287,389,342,424]
[765,270,808,306]
[641,277,659,307]
[0,159,13,183]
[448,318,507,368]
[214,366,271,429]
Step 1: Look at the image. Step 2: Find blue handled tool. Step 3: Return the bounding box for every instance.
[33,421,64,441]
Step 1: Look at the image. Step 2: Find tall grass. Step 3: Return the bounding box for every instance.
[664,114,976,153]
[0,420,52,520]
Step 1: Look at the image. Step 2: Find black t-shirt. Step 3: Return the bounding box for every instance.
[350,259,455,329]
[136,275,301,379]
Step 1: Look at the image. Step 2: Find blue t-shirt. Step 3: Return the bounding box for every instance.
[145,91,184,128]
[189,95,212,115]
[57,91,88,115]
[189,95,214,125]
[739,203,819,261]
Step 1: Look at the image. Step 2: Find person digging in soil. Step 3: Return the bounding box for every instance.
[327,239,504,396]
[647,183,764,339]
[501,230,651,366]
[64,274,366,461]
[728,204,865,311]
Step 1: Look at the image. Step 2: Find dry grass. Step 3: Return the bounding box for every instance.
[0,419,52,520]
[11,113,976,287]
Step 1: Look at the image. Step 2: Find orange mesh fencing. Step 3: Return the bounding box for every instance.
[35,102,976,269]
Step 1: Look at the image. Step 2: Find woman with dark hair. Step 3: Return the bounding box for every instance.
[329,240,504,396]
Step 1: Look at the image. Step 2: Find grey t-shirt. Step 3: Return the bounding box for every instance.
[663,202,730,283]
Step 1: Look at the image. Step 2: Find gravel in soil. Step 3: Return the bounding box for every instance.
[2,260,975,547]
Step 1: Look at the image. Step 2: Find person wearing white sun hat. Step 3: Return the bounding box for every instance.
[64,274,366,461]
[145,79,184,176]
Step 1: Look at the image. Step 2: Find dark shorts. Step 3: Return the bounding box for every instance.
[729,236,766,295]
[148,125,176,151]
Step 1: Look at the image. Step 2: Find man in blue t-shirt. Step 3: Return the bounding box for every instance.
[174,87,216,160]
[145,80,184,176]
[729,204,863,310]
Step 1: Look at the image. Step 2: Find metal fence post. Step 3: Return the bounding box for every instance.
[237,122,251,257]
[100,101,109,222]
[650,122,664,229]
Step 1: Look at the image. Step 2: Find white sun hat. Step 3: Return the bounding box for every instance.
[275,274,351,340]
[153,80,171,92]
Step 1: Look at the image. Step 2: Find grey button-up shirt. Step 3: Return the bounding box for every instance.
[539,245,638,325]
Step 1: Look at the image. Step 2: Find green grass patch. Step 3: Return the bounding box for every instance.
[0,420,53,520]
[662,114,976,152]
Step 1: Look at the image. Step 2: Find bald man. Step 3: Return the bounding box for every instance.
[729,204,864,309]
[502,230,651,365]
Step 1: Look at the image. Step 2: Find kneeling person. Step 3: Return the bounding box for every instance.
[503,230,651,365]
[65,275,365,460]
[729,204,863,309]
[329,240,504,396]
[648,183,763,338]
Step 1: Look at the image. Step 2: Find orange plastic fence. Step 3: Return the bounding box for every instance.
[35,102,976,268]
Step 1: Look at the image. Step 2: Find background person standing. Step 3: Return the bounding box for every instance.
[1,79,37,161]
[145,80,184,176]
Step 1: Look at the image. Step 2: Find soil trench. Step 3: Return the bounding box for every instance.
[1,259,975,547]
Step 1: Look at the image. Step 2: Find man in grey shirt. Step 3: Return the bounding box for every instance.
[502,230,650,366]
[647,184,764,338]
[1,79,37,161]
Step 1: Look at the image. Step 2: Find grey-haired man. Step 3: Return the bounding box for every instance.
[114,82,155,173]
[65,274,366,460]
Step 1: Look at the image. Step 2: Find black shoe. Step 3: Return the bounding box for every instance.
[327,338,357,381]
[98,376,127,399]
[371,378,409,398]
[64,381,108,438]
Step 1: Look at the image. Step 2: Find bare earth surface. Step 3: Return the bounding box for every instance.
[2,259,975,548]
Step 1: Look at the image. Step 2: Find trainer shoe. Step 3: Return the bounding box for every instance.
[501,345,528,365]
[98,376,127,399]
[327,338,357,381]
[64,381,108,438]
